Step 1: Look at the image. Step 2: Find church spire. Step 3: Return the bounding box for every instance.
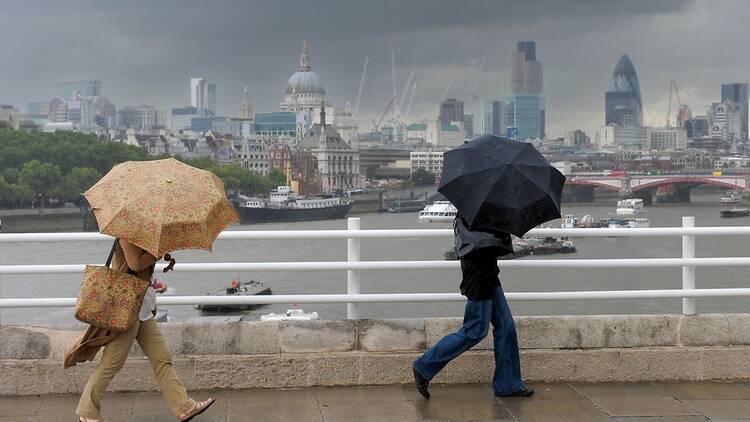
[299,39,311,72]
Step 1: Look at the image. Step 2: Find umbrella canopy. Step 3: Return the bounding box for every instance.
[438,135,566,237]
[84,158,239,257]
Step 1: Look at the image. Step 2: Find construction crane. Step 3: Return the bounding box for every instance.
[405,80,418,118]
[666,80,683,128]
[372,96,396,132]
[469,56,486,101]
[353,56,368,119]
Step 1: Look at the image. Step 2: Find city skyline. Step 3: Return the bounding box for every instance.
[1,0,749,138]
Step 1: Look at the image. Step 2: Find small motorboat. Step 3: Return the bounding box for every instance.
[195,279,272,312]
[260,308,320,321]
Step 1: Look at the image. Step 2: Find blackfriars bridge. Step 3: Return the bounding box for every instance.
[564,174,749,203]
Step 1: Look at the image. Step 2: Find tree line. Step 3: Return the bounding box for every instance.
[0,122,286,209]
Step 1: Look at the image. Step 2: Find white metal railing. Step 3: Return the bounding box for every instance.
[1,216,749,318]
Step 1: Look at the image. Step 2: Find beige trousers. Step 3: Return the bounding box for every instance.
[76,318,195,419]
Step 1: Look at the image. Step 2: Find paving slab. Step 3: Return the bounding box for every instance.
[683,399,750,420]
[10,382,750,421]
[499,383,612,422]
[657,382,750,400]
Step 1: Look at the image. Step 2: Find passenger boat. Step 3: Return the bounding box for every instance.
[418,201,457,223]
[720,191,742,205]
[608,217,650,228]
[560,214,608,229]
[720,208,750,218]
[195,280,272,312]
[615,198,645,215]
[236,186,352,224]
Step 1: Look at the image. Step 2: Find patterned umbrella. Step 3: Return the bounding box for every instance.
[84,158,239,257]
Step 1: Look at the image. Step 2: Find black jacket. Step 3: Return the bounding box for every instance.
[459,252,500,301]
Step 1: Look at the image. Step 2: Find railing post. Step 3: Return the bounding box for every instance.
[682,216,696,315]
[347,217,361,319]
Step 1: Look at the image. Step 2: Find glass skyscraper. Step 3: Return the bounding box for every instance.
[507,41,545,139]
[56,79,101,100]
[605,55,643,127]
[505,94,545,140]
[479,99,505,136]
[721,83,748,141]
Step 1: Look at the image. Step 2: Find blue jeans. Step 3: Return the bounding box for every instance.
[413,286,523,395]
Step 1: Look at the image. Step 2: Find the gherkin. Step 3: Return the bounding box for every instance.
[605,55,643,127]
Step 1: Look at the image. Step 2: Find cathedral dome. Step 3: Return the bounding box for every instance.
[286,71,325,95]
[284,39,325,96]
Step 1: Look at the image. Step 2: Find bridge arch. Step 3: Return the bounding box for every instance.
[631,177,746,192]
[564,179,621,191]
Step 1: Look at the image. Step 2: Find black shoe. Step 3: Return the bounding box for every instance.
[495,387,535,398]
[413,367,430,399]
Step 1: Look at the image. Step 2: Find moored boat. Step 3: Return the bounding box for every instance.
[236,186,352,224]
[721,191,742,205]
[195,280,272,312]
[616,198,645,215]
[721,208,750,218]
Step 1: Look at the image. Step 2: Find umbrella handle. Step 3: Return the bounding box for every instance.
[163,253,176,273]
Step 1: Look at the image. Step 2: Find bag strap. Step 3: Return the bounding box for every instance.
[105,238,118,268]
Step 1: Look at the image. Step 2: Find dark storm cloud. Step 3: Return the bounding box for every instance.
[1,0,746,137]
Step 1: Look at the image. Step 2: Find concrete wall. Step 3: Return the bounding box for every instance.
[3,314,750,396]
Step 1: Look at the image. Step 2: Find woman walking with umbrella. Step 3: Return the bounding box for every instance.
[412,135,565,399]
[65,159,239,422]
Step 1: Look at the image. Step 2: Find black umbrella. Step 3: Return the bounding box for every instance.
[438,135,566,237]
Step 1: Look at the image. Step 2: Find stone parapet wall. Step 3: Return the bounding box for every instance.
[2,314,750,395]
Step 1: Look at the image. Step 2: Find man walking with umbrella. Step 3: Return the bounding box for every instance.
[412,135,566,399]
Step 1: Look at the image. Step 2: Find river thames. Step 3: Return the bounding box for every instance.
[2,190,750,325]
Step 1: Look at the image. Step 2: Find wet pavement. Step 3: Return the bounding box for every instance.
[3,382,750,421]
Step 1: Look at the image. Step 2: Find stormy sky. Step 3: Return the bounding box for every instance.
[1,0,748,137]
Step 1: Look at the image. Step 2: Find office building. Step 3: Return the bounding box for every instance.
[463,114,474,139]
[708,100,742,142]
[563,130,591,149]
[721,83,748,141]
[48,97,68,122]
[506,94,545,140]
[0,105,19,129]
[190,78,216,116]
[507,41,545,139]
[171,106,200,131]
[511,41,543,94]
[439,98,464,125]
[118,105,166,130]
[597,124,646,150]
[57,79,101,100]
[646,127,687,150]
[27,101,50,115]
[605,55,643,127]
[410,150,445,180]
[479,100,505,136]
[685,116,711,139]
[80,96,116,128]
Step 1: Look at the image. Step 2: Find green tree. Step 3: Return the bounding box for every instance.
[411,168,436,186]
[267,168,286,187]
[18,160,63,212]
[58,167,102,202]
[0,175,10,205]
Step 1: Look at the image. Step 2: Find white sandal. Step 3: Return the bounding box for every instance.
[178,398,215,422]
